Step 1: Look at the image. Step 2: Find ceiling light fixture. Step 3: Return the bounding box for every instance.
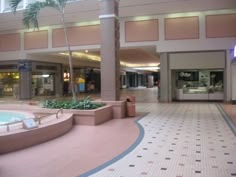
[134,66,160,71]
[59,52,159,68]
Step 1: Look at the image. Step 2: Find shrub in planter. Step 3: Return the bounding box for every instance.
[42,97,105,110]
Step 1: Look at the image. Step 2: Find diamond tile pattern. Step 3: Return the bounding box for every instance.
[88,103,236,177]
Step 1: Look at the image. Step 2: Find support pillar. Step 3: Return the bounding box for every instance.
[159,53,169,102]
[225,50,232,102]
[99,0,120,101]
[19,71,32,100]
[55,65,63,97]
[18,60,32,100]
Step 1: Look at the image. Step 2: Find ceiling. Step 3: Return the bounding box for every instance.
[29,45,160,71]
[1,0,235,71]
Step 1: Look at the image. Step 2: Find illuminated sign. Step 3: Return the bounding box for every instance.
[234,45,236,58]
[18,61,32,72]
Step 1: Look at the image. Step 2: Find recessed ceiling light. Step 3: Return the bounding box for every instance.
[85,50,88,53]
[42,74,49,78]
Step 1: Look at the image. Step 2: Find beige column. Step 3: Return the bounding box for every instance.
[99,0,120,101]
[19,61,32,100]
[55,65,63,97]
[160,53,169,102]
[225,49,232,102]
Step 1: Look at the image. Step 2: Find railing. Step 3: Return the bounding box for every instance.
[56,108,63,119]
[0,108,64,132]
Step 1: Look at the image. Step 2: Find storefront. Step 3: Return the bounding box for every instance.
[30,61,62,98]
[160,51,227,102]
[0,62,19,98]
[0,61,62,99]
[170,51,226,101]
[175,70,224,101]
[32,74,55,96]
[0,72,19,97]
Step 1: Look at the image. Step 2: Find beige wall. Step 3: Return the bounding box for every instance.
[24,30,48,50]
[206,14,236,38]
[125,19,159,42]
[0,12,235,54]
[0,33,20,52]
[52,25,100,48]
[165,16,199,40]
[169,51,225,69]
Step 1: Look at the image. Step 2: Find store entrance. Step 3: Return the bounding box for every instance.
[0,72,19,98]
[32,74,55,97]
[174,69,224,101]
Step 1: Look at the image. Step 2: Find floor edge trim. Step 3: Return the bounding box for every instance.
[216,104,236,137]
[78,112,148,177]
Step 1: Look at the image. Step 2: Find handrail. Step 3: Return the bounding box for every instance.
[0,109,64,132]
[56,108,63,119]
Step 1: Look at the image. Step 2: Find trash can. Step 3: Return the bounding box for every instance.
[126,96,136,117]
[127,95,136,103]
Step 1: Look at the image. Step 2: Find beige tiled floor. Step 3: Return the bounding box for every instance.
[86,103,236,177]
[0,87,236,177]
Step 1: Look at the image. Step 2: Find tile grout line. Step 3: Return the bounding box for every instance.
[78,113,149,177]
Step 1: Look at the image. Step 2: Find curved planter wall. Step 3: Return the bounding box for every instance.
[0,113,73,154]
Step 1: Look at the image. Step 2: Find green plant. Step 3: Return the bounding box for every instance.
[10,0,77,101]
[42,97,105,110]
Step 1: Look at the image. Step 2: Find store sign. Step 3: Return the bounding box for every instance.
[18,61,32,72]
[234,45,236,58]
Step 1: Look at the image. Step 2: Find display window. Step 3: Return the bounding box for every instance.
[0,72,19,97]
[176,70,224,93]
[32,74,55,96]
[175,70,224,101]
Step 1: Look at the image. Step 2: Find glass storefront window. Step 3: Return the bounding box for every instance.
[32,74,55,96]
[176,70,224,94]
[0,72,19,97]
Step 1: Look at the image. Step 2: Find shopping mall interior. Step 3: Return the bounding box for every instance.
[0,0,236,177]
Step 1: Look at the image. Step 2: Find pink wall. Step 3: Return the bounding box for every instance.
[52,25,100,48]
[125,19,159,42]
[165,16,199,40]
[206,14,236,38]
[24,30,48,50]
[0,33,20,52]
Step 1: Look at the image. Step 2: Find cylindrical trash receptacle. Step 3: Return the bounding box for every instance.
[126,95,135,103]
[126,96,136,117]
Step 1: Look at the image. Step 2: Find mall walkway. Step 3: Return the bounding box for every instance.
[0,87,236,177]
[81,103,236,177]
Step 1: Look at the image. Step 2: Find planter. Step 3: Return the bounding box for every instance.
[33,104,113,126]
[0,113,73,154]
[101,100,126,119]
[0,103,113,126]
[65,105,113,125]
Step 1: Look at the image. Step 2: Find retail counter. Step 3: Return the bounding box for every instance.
[176,88,223,101]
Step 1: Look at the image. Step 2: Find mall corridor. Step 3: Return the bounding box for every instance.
[81,102,236,177]
[0,87,236,177]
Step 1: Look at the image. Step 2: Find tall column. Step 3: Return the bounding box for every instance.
[18,61,32,100]
[55,64,63,97]
[99,0,120,101]
[225,50,232,102]
[160,53,169,102]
